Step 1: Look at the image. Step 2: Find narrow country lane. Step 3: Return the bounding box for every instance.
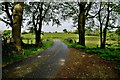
[2,39,69,79]
[3,39,120,79]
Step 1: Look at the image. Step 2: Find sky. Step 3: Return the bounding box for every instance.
[0,19,76,32]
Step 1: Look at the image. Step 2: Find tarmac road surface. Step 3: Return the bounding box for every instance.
[2,39,69,79]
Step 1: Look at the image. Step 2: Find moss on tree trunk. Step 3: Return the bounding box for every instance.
[12,2,24,55]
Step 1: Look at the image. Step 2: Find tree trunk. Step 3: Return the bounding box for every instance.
[98,2,106,49]
[102,28,107,48]
[35,31,40,45]
[100,26,103,48]
[12,2,24,54]
[35,21,42,46]
[101,2,110,49]
[39,19,43,45]
[78,2,86,46]
[99,9,103,48]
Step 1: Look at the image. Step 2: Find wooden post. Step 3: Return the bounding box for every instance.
[31,40,32,44]
[27,39,29,44]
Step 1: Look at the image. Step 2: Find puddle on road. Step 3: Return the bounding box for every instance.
[60,59,65,62]
[15,66,21,70]
[37,56,42,58]
[59,59,65,66]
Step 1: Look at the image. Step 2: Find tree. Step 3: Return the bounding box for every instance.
[77,2,92,46]
[27,2,50,46]
[55,31,57,33]
[12,2,24,54]
[59,2,92,46]
[0,2,24,54]
[63,29,67,33]
[96,2,119,49]
[87,2,120,49]
[25,2,61,46]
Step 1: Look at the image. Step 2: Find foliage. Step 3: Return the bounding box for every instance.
[25,2,62,30]
[2,30,12,39]
[70,44,85,49]
[64,41,85,50]
[55,31,57,33]
[115,65,120,74]
[86,49,120,60]
[24,2,63,45]
[115,28,120,36]
[2,43,18,57]
[63,29,68,33]
[88,2,120,49]
[74,29,78,34]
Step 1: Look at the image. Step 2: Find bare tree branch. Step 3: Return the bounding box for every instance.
[87,3,106,18]
[42,3,50,19]
[0,18,11,26]
[101,15,107,25]
[85,2,92,17]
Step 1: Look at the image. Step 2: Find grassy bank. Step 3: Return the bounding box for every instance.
[64,41,120,61]
[3,41,54,65]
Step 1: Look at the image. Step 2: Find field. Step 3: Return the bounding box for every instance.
[21,33,119,48]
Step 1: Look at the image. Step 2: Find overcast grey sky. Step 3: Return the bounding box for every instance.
[0,18,76,32]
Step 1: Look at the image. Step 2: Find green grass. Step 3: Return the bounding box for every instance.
[42,33,78,39]
[21,33,35,38]
[3,54,25,65]
[21,32,119,48]
[3,41,54,65]
[85,36,100,48]
[23,41,54,56]
[64,41,120,61]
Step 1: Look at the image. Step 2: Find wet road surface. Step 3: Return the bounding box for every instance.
[2,39,69,79]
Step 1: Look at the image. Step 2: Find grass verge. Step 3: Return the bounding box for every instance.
[63,41,120,74]
[2,41,54,66]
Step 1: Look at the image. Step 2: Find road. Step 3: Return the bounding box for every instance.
[2,39,69,79]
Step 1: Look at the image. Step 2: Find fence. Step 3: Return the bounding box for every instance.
[2,37,36,45]
[22,38,35,44]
